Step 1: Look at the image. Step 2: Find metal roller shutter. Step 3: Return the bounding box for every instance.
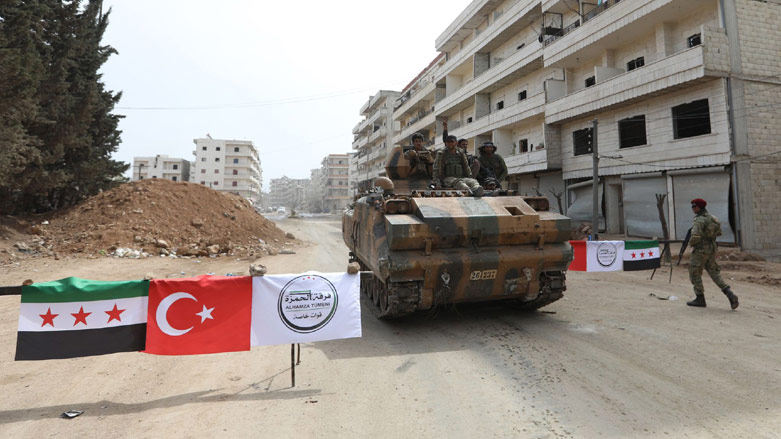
[672,170,735,243]
[622,175,668,238]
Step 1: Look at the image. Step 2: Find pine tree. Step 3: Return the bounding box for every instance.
[0,0,127,214]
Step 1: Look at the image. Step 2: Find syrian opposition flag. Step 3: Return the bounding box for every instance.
[251,272,361,346]
[569,240,625,272]
[145,275,252,355]
[16,277,148,361]
[623,240,661,271]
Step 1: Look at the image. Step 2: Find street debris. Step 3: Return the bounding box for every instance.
[60,410,84,419]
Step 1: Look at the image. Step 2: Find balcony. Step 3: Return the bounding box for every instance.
[436,0,541,81]
[437,43,543,115]
[398,111,436,143]
[394,80,436,119]
[543,0,713,67]
[545,32,729,124]
[436,0,511,53]
[449,92,545,140]
[506,147,560,175]
[353,135,368,150]
[368,125,387,143]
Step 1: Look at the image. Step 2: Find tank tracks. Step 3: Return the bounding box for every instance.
[353,257,420,319]
[511,271,567,311]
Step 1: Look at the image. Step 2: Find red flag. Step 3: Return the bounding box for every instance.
[569,240,587,271]
[145,275,251,355]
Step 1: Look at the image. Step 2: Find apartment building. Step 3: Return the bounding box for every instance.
[351,90,400,191]
[393,54,447,148]
[304,168,325,212]
[192,138,262,205]
[131,155,190,182]
[321,154,351,212]
[268,176,308,211]
[424,0,780,258]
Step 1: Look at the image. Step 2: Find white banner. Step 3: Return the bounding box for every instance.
[586,241,625,272]
[250,272,361,346]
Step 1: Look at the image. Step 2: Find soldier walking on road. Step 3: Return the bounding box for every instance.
[686,198,739,309]
[433,135,484,197]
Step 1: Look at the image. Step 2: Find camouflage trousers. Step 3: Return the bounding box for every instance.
[443,177,481,192]
[689,244,729,295]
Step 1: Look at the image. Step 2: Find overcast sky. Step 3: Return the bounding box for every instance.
[100,0,465,190]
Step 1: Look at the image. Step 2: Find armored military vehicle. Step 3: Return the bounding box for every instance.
[343,146,573,319]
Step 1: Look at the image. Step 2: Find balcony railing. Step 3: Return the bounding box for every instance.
[542,20,580,47]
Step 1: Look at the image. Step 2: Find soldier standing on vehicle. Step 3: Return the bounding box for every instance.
[405,132,434,179]
[477,141,508,185]
[686,198,739,309]
[433,135,484,197]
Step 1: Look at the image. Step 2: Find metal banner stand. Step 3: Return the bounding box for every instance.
[290,343,301,387]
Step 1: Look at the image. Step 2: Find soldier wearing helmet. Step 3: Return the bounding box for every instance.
[477,141,508,185]
[686,198,739,310]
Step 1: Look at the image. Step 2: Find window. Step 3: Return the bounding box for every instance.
[688,33,701,48]
[216,147,221,151]
[232,181,238,187]
[233,169,238,175]
[215,158,220,162]
[201,169,206,173]
[173,164,178,170]
[233,158,239,164]
[152,176,157,178]
[214,169,219,174]
[520,139,529,153]
[573,128,594,156]
[172,176,178,182]
[627,57,645,71]
[467,117,473,123]
[518,90,527,101]
[202,146,207,151]
[201,158,206,162]
[517,43,525,50]
[200,181,205,185]
[496,101,504,110]
[585,76,596,88]
[619,115,647,148]
[672,99,711,139]
[213,181,219,186]
[234,147,240,152]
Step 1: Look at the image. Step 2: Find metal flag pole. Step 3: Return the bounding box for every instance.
[291,344,296,387]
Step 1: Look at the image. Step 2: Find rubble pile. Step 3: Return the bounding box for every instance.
[14,179,293,259]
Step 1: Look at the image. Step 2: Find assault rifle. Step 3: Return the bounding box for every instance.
[677,228,692,266]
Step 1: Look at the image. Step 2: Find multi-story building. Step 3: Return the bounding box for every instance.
[192,137,262,205]
[352,90,400,191]
[131,155,190,182]
[424,0,780,259]
[268,176,308,211]
[393,54,447,148]
[322,154,351,212]
[304,168,325,212]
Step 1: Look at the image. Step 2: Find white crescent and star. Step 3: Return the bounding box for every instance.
[156,292,215,337]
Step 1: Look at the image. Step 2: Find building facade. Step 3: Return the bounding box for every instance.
[268,176,308,211]
[393,54,447,148]
[322,154,351,212]
[131,155,190,182]
[192,138,262,205]
[351,90,400,192]
[416,0,780,259]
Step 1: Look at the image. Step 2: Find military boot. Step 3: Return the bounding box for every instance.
[686,294,706,307]
[471,187,484,198]
[722,287,739,310]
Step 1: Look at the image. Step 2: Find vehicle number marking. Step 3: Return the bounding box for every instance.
[470,270,497,280]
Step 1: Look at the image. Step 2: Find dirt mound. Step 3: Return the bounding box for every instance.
[17,179,291,259]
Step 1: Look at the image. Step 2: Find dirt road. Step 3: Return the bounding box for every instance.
[0,217,778,438]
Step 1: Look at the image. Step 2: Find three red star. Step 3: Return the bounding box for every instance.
[71,306,92,326]
[40,308,58,327]
[105,304,125,323]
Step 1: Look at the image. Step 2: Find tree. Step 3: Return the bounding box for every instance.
[0,0,127,214]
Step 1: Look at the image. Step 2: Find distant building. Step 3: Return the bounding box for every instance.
[268,176,308,210]
[351,90,400,191]
[321,154,350,212]
[132,155,190,182]
[192,138,262,205]
[304,168,325,212]
[393,54,446,149]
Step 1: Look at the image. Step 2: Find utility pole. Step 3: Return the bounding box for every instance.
[591,119,599,241]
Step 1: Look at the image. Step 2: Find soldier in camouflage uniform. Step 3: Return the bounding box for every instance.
[433,135,484,197]
[478,141,508,186]
[404,132,434,179]
[686,198,739,309]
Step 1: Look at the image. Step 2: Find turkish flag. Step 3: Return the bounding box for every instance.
[145,275,252,355]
